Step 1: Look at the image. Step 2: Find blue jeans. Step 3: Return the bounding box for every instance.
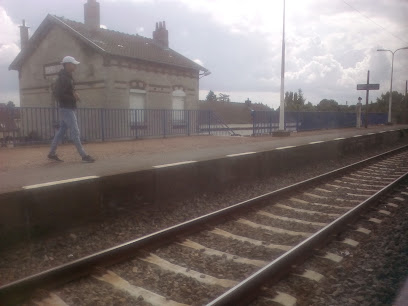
[49,108,87,157]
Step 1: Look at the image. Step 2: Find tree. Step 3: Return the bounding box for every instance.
[7,101,15,108]
[303,101,315,112]
[206,90,217,102]
[316,99,340,111]
[285,89,306,111]
[362,91,405,114]
[217,93,230,102]
[372,91,407,123]
[376,91,404,110]
[338,104,351,112]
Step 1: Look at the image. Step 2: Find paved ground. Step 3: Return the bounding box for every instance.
[0,125,407,193]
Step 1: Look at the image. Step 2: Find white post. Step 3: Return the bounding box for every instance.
[388,52,394,124]
[356,102,362,128]
[279,0,286,131]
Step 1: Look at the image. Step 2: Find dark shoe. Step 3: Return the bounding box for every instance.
[48,154,63,162]
[82,155,95,163]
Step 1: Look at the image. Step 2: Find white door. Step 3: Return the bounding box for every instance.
[129,92,146,124]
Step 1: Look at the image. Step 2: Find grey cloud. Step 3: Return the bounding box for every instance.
[1,0,407,106]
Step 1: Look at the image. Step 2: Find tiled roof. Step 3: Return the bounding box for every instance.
[10,14,207,72]
[57,17,205,71]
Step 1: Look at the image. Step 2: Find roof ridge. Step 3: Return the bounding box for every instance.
[51,15,106,52]
[54,15,152,41]
[54,15,186,55]
[10,14,206,72]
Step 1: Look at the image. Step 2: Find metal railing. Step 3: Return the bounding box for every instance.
[252,111,388,135]
[0,107,235,146]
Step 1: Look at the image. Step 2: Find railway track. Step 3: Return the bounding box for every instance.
[248,181,408,306]
[1,145,408,305]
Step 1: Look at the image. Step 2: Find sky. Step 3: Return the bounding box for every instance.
[0,0,407,109]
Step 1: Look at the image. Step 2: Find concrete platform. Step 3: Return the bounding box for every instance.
[1,125,408,246]
[1,125,407,194]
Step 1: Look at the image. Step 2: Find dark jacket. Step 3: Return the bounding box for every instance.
[54,69,77,109]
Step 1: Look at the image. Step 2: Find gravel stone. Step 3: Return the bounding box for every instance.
[154,244,256,281]
[1,140,407,300]
[250,184,408,306]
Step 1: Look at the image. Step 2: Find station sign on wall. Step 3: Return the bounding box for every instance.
[43,63,61,78]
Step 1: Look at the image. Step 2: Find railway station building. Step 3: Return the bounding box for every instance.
[9,0,208,112]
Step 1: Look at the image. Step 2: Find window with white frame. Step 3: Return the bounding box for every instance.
[129,89,146,124]
[172,89,186,123]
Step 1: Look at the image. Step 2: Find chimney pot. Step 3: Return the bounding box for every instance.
[19,19,29,50]
[152,20,169,48]
[84,0,100,31]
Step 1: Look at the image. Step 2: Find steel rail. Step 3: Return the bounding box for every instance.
[1,144,407,305]
[207,168,408,305]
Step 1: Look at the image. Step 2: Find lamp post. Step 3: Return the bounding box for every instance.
[279,0,286,131]
[377,46,408,124]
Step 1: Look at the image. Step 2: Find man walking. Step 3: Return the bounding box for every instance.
[48,56,95,163]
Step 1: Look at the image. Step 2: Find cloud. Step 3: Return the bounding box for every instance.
[1,0,407,107]
[285,1,408,103]
[174,0,408,104]
[0,6,20,64]
[0,43,20,65]
[0,5,20,104]
[193,59,204,66]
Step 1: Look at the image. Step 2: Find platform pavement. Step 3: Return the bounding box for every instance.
[0,125,407,194]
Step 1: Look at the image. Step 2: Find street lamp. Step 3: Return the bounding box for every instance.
[377,46,408,124]
[279,0,286,131]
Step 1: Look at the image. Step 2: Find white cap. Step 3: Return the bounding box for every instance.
[61,56,80,65]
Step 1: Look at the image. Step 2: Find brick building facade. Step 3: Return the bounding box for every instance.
[9,0,208,113]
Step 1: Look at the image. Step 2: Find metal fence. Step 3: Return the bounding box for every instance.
[0,107,235,146]
[252,111,388,135]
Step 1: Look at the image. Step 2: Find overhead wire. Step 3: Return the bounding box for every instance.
[341,0,408,45]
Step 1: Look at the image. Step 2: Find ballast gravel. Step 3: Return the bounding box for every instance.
[191,231,285,261]
[244,213,321,233]
[0,141,407,288]
[251,185,408,306]
[153,244,257,280]
[216,221,304,245]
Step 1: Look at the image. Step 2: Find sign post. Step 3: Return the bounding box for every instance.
[357,70,380,128]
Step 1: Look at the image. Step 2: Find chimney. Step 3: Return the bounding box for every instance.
[84,0,100,31]
[19,20,29,50]
[152,20,169,48]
